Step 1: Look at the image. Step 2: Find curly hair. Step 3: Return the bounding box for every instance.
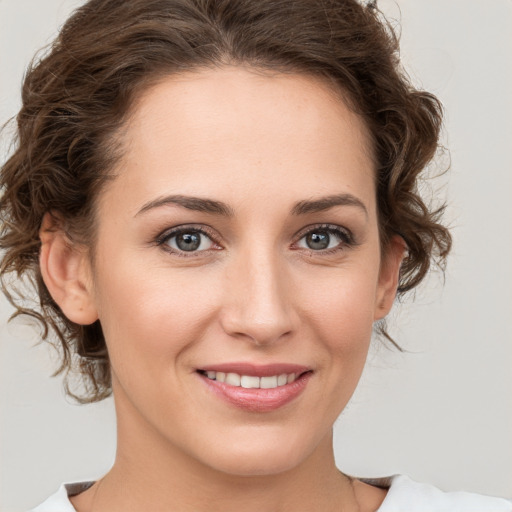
[0,0,451,402]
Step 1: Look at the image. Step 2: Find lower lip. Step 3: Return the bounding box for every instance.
[199,372,312,412]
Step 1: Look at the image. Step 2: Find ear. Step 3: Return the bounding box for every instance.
[39,212,98,325]
[374,235,406,321]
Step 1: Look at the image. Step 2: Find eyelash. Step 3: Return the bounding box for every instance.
[155,225,220,258]
[293,224,355,256]
[155,223,356,258]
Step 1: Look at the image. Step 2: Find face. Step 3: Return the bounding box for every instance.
[79,67,401,476]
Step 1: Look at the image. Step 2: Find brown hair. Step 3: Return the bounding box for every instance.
[0,0,451,402]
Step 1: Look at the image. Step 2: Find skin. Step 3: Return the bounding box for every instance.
[40,67,403,512]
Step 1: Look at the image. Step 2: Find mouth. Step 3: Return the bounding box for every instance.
[197,370,303,389]
[196,363,313,412]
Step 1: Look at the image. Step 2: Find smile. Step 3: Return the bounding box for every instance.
[199,371,298,389]
[197,363,312,412]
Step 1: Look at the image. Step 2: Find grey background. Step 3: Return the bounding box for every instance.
[1,0,511,510]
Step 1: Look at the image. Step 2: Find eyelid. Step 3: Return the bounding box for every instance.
[293,223,354,244]
[155,224,222,255]
[153,222,356,258]
[292,223,356,254]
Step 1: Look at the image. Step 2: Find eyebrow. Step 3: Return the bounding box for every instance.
[290,193,368,217]
[136,195,235,217]
[136,193,368,218]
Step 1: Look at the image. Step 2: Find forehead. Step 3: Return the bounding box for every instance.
[108,66,376,217]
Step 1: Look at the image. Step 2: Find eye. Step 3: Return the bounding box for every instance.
[158,227,217,254]
[295,225,352,252]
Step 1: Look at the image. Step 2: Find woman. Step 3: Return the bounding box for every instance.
[0,0,510,511]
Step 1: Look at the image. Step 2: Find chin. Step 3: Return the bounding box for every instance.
[195,431,321,477]
[206,452,304,477]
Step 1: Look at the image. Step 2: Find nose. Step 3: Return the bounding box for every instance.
[219,246,297,346]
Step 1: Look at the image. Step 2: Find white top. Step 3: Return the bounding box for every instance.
[30,474,512,512]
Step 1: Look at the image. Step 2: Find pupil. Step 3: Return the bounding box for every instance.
[177,232,201,251]
[307,231,329,250]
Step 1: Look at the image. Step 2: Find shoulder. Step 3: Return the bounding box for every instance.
[28,476,512,512]
[359,474,512,512]
[28,482,94,512]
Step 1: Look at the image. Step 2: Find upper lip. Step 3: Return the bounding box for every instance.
[198,362,311,377]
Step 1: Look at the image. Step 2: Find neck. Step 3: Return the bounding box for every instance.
[104,432,355,512]
[81,402,360,512]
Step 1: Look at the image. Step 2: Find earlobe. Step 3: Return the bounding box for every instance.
[374,235,406,321]
[39,213,98,325]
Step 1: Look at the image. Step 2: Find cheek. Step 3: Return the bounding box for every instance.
[317,284,375,374]
[297,263,380,345]
[93,260,222,373]
[294,259,380,396]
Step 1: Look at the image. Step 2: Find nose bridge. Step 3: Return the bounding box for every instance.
[220,241,295,345]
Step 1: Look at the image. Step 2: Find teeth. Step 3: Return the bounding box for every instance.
[225,373,241,386]
[277,374,287,386]
[202,370,299,389]
[260,376,278,389]
[241,375,260,388]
